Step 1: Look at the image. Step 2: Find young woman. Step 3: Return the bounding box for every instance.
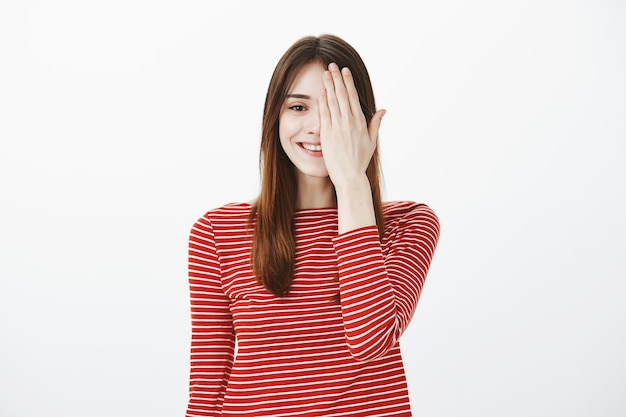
[186,34,440,416]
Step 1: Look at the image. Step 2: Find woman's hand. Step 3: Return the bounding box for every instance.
[318,62,386,191]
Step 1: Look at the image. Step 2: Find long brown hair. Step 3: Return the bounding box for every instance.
[248,34,385,297]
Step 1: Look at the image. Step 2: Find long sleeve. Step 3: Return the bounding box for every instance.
[332,203,440,361]
[186,216,235,417]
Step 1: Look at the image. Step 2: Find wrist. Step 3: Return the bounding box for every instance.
[332,174,371,197]
[334,176,376,234]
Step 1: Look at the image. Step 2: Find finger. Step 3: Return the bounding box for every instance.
[322,67,341,123]
[368,109,386,142]
[341,67,363,119]
[318,86,331,133]
[328,63,351,118]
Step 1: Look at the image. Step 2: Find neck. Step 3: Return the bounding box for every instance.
[295,174,336,209]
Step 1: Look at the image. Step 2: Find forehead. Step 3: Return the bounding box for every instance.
[287,62,325,93]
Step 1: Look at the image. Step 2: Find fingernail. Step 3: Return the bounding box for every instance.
[342,67,351,75]
[329,62,338,71]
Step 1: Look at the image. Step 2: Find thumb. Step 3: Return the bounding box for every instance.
[368,109,386,141]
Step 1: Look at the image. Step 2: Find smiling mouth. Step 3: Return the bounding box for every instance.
[299,142,322,152]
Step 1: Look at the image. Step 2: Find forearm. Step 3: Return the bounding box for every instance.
[332,226,398,361]
[332,203,441,361]
[334,174,376,235]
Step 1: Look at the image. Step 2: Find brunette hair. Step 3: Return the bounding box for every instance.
[248,34,385,297]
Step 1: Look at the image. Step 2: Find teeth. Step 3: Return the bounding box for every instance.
[301,143,322,151]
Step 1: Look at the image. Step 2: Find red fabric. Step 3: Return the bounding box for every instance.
[186,201,440,416]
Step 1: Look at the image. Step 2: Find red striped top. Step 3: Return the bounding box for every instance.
[186,201,440,416]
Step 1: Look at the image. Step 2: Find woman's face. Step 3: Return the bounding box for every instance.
[279,62,329,179]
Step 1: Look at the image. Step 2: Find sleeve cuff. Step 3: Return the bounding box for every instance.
[332,225,381,261]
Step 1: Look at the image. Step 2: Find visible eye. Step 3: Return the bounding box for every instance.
[289,105,305,112]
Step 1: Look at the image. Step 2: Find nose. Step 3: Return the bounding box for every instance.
[306,110,321,135]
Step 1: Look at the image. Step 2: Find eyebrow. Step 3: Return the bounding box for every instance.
[285,94,312,100]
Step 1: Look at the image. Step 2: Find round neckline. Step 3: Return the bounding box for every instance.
[241,201,337,213]
[294,206,337,212]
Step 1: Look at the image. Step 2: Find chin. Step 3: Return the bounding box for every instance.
[305,171,330,179]
[297,166,330,179]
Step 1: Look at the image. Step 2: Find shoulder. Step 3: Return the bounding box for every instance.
[382,200,440,239]
[204,202,253,220]
[192,202,253,231]
[383,200,438,223]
